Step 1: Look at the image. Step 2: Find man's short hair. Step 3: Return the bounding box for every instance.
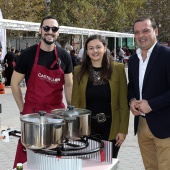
[70,50,75,54]
[40,16,59,27]
[11,47,15,52]
[133,16,157,32]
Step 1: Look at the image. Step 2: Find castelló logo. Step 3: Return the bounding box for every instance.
[38,73,60,83]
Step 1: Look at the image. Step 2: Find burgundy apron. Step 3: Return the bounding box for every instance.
[13,42,65,168]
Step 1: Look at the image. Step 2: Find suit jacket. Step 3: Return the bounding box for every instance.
[128,43,170,139]
[71,62,130,140]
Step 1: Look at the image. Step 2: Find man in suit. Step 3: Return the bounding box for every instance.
[128,16,170,170]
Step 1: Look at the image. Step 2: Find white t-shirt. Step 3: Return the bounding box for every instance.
[78,48,84,59]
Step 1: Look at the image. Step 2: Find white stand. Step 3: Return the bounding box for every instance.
[13,159,119,170]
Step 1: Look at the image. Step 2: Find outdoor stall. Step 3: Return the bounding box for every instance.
[0,18,134,60]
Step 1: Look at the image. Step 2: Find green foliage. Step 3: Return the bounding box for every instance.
[139,0,170,42]
[0,0,147,43]
[0,0,45,21]
[1,0,170,42]
[50,0,146,32]
[0,0,46,39]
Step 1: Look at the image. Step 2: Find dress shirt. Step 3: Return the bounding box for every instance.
[136,42,157,100]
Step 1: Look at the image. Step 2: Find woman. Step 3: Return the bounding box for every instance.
[131,46,137,55]
[71,35,129,158]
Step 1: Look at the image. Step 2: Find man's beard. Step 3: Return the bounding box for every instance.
[42,37,55,45]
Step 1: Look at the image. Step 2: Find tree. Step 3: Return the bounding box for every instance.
[0,0,46,21]
[139,0,170,42]
[50,0,146,47]
[0,0,147,47]
[0,0,46,41]
[51,0,146,32]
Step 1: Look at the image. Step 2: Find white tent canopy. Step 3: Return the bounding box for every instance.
[0,19,134,38]
[0,19,134,60]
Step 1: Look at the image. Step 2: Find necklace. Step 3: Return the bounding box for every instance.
[92,68,102,85]
[93,70,101,80]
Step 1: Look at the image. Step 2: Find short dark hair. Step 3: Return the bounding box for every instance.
[11,47,15,52]
[70,50,75,54]
[133,16,157,31]
[40,16,59,27]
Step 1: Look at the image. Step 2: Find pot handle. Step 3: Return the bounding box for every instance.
[38,110,46,116]
[38,111,48,123]
[67,105,75,111]
[52,123,65,128]
[65,117,76,121]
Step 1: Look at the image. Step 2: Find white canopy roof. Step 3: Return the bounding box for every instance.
[0,19,134,38]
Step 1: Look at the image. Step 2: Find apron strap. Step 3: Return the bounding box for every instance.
[35,42,58,69]
[34,42,41,64]
[50,45,58,69]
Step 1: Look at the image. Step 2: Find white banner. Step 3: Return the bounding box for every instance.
[0,9,6,60]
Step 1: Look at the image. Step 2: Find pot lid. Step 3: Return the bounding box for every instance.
[60,106,91,117]
[51,108,68,114]
[20,112,63,124]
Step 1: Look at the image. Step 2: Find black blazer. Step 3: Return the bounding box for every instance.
[128,43,170,139]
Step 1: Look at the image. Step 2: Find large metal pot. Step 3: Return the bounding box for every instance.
[51,105,91,140]
[20,111,64,150]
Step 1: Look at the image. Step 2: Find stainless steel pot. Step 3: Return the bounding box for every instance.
[20,111,64,150]
[51,105,91,140]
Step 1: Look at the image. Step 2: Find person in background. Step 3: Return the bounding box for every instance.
[71,34,129,158]
[78,44,84,63]
[25,43,30,49]
[128,16,170,170]
[123,46,131,57]
[3,47,16,87]
[20,49,24,53]
[11,15,73,168]
[14,50,21,63]
[66,45,73,54]
[110,48,115,58]
[70,49,79,68]
[107,48,114,61]
[131,46,137,55]
[117,47,125,63]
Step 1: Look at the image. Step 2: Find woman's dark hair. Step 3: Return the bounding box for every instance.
[77,34,112,84]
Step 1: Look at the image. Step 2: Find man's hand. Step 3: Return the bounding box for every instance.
[135,100,152,114]
[130,99,141,116]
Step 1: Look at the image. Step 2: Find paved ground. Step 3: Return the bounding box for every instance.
[0,69,145,170]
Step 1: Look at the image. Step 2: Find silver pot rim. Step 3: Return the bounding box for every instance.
[51,106,91,118]
[20,113,64,124]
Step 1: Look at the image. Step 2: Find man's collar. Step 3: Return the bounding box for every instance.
[136,41,157,55]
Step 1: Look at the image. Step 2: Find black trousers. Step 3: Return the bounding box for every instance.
[5,67,13,86]
[91,133,120,158]
[111,139,120,158]
[91,118,120,158]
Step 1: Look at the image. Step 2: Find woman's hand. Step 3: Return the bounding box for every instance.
[115,133,126,147]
